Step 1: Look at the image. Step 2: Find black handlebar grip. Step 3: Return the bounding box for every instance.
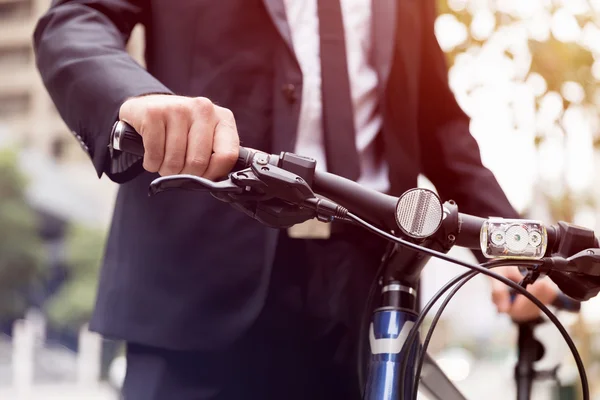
[236,146,253,169]
[111,121,145,157]
[110,120,253,169]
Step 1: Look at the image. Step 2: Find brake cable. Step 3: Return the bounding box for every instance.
[409,266,545,400]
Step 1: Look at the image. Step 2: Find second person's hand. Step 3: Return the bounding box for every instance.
[491,266,559,322]
[119,94,240,180]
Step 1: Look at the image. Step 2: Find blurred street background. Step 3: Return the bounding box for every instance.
[2,0,600,399]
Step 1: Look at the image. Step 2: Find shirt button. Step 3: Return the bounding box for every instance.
[282,83,297,104]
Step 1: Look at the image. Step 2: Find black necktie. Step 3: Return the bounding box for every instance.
[317,0,361,180]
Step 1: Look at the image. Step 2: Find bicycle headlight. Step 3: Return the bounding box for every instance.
[480,218,547,259]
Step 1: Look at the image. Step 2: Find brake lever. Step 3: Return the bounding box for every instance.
[224,199,317,228]
[148,159,322,228]
[544,250,600,301]
[149,174,244,196]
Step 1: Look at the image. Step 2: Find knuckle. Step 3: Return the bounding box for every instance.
[219,148,239,165]
[140,124,163,146]
[220,107,235,122]
[118,103,132,120]
[219,115,237,132]
[169,102,190,119]
[192,97,215,118]
[143,162,160,173]
[120,96,141,111]
[187,155,210,171]
[144,104,163,121]
[138,122,154,139]
[162,157,184,174]
[143,150,163,171]
[144,148,163,164]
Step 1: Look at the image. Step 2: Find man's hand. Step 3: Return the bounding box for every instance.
[119,94,240,180]
[491,266,559,322]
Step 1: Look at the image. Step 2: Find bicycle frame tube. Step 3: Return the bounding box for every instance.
[363,202,467,400]
[420,353,469,400]
[362,281,467,400]
[364,303,419,400]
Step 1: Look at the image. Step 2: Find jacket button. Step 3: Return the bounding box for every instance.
[282,83,297,104]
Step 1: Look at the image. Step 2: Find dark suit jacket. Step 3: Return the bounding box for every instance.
[33,0,519,350]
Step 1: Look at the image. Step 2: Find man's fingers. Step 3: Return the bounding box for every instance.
[159,106,189,176]
[120,102,165,173]
[203,107,240,181]
[180,119,213,176]
[180,98,217,176]
[117,95,240,179]
[141,119,166,173]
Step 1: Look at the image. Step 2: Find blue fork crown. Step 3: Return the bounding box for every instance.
[364,309,419,400]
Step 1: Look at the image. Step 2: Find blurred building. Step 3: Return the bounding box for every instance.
[0,0,146,228]
[0,0,145,162]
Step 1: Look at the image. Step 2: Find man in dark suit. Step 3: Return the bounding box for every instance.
[33,0,556,398]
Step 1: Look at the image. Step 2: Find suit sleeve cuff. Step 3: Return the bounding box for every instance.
[91,89,173,183]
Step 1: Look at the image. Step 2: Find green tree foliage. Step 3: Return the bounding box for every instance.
[530,38,595,99]
[47,224,106,330]
[438,0,598,102]
[436,0,600,222]
[0,149,43,318]
[436,0,598,108]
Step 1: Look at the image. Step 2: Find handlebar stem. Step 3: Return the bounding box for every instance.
[381,201,461,287]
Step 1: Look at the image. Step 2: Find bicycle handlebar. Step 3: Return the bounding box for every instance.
[110,121,564,253]
[111,121,600,301]
[112,122,484,242]
[112,121,404,231]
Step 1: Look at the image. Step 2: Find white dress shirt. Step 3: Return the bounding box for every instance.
[283,0,390,193]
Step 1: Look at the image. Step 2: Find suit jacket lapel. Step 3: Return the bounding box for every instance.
[372,0,397,94]
[373,0,422,96]
[262,0,296,57]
